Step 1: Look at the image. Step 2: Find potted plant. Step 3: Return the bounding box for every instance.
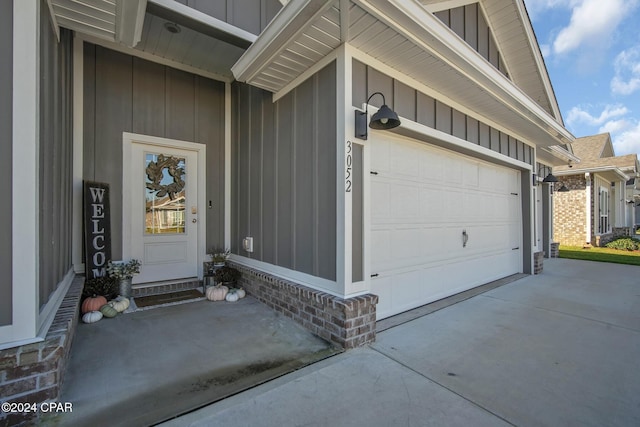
[208,248,230,267]
[213,265,240,287]
[106,259,141,298]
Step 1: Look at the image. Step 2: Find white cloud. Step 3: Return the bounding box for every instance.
[524,0,571,19]
[611,47,640,95]
[539,44,551,57]
[566,104,629,127]
[552,0,631,55]
[611,121,640,155]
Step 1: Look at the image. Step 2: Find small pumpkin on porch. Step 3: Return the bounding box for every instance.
[82,295,108,314]
[206,285,228,301]
[99,304,119,318]
[82,310,103,324]
[235,288,246,299]
[109,296,130,313]
[225,289,239,302]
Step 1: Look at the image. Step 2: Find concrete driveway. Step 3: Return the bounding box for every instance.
[162,258,640,427]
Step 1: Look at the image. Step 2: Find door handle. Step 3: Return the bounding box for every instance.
[192,218,197,223]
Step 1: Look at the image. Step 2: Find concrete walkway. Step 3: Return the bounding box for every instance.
[162,259,640,427]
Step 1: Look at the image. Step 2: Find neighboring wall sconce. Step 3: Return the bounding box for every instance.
[533,164,559,186]
[355,92,401,140]
[556,183,570,192]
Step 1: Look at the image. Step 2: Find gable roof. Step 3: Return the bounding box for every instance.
[569,133,614,160]
[232,0,573,147]
[554,133,639,181]
[422,0,563,122]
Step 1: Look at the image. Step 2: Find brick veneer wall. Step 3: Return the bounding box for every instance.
[228,262,378,349]
[0,276,83,427]
[534,251,544,274]
[553,175,588,247]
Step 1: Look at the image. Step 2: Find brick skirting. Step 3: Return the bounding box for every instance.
[0,276,83,427]
[229,262,378,349]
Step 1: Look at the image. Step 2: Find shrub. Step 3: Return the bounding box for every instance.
[82,276,119,300]
[605,237,640,251]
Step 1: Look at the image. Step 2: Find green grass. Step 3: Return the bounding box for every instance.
[559,245,640,266]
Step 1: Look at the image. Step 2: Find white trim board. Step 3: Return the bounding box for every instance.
[2,0,40,347]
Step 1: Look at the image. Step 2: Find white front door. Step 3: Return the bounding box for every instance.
[123,133,205,284]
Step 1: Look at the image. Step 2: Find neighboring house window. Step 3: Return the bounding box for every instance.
[599,187,610,234]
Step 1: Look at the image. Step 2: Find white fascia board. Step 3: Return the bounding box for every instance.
[555,166,630,181]
[422,0,476,13]
[232,0,335,82]
[354,0,574,146]
[115,0,147,47]
[514,0,564,123]
[538,145,581,166]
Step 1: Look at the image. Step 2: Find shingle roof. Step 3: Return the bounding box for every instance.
[569,133,610,160]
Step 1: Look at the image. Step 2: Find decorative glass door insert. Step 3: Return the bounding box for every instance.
[144,153,186,234]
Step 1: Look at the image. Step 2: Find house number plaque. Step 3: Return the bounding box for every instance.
[345,140,353,193]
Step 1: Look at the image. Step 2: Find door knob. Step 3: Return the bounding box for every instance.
[192,218,197,223]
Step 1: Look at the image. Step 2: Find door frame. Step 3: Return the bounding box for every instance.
[122,132,207,280]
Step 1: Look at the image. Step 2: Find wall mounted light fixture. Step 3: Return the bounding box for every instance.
[355,92,401,140]
[556,183,570,192]
[533,165,559,186]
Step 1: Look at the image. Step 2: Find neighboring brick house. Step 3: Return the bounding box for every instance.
[553,133,639,247]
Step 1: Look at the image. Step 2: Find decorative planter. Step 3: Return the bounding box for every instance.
[119,278,133,298]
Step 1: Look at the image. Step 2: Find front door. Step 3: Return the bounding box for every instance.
[123,133,205,284]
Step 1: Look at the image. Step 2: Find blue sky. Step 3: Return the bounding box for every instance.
[525,0,640,156]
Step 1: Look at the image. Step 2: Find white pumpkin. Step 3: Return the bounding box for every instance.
[236,288,246,299]
[82,310,103,324]
[206,285,228,301]
[109,297,130,313]
[225,290,239,302]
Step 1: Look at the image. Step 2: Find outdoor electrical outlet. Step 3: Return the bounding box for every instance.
[243,237,254,252]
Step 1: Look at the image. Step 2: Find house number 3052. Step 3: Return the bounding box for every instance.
[345,140,353,193]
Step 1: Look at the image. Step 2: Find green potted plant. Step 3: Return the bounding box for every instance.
[208,248,230,267]
[106,259,141,298]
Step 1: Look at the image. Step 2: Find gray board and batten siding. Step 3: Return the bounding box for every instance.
[0,0,13,325]
[434,4,508,78]
[39,4,75,311]
[169,0,283,36]
[352,59,533,167]
[232,61,337,282]
[83,44,226,260]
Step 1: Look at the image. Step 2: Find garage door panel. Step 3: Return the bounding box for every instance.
[371,135,523,319]
[390,183,420,218]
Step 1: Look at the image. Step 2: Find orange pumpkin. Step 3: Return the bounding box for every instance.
[82,295,108,314]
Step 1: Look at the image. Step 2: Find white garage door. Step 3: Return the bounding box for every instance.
[370,135,522,319]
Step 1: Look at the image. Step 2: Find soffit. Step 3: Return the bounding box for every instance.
[134,12,246,81]
[47,0,147,47]
[233,0,572,147]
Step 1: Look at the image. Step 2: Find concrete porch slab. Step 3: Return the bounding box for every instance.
[47,296,340,426]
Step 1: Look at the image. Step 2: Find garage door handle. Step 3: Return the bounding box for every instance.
[512,247,520,250]
[371,273,379,277]
[462,230,468,247]
[370,171,378,175]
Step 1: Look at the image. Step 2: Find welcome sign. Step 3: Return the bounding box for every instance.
[83,181,112,279]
